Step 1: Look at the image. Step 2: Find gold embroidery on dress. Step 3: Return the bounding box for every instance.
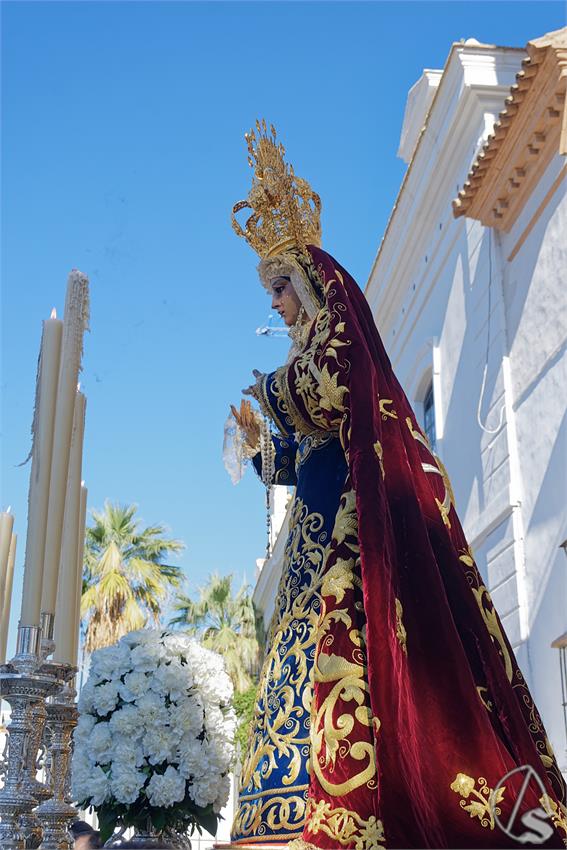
[233,496,331,839]
[395,597,407,655]
[231,793,308,840]
[450,772,505,829]
[304,799,386,849]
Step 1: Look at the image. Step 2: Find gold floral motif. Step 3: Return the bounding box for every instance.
[310,489,377,798]
[234,496,331,839]
[373,441,385,479]
[305,799,386,849]
[539,794,567,845]
[450,772,506,829]
[318,363,348,414]
[379,398,397,420]
[395,597,407,655]
[231,792,308,841]
[458,545,475,566]
[535,735,567,808]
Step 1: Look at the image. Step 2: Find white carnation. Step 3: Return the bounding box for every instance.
[110,762,146,805]
[109,704,143,738]
[91,642,132,682]
[88,721,113,763]
[112,738,146,768]
[213,774,231,813]
[143,724,181,765]
[150,658,189,700]
[162,632,191,657]
[77,679,96,713]
[176,736,204,779]
[169,694,204,736]
[119,669,149,702]
[89,764,112,806]
[92,679,121,716]
[147,765,186,808]
[130,638,162,672]
[73,712,96,745]
[120,628,155,648]
[136,690,168,725]
[71,749,93,802]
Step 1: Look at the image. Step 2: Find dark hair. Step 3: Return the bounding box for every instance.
[70,821,95,838]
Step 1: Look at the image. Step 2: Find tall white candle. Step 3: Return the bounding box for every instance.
[41,271,89,618]
[0,509,15,629]
[53,392,86,665]
[20,312,63,627]
[0,534,17,663]
[74,483,88,671]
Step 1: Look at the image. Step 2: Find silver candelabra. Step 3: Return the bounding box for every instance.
[0,621,79,850]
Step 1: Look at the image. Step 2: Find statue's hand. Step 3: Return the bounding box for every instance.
[242,369,263,399]
[230,399,261,450]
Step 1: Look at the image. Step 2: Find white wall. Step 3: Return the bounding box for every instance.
[366,43,567,774]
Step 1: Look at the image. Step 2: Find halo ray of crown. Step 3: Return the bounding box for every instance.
[231,119,322,258]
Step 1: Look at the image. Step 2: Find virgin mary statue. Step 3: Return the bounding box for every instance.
[225,120,567,850]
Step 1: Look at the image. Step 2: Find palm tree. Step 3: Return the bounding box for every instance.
[81,501,185,655]
[169,573,262,693]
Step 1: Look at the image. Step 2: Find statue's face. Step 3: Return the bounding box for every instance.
[270,275,302,326]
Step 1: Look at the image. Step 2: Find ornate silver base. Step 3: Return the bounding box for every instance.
[0,626,68,850]
[37,668,79,850]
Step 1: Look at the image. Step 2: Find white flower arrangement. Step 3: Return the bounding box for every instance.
[72,629,236,842]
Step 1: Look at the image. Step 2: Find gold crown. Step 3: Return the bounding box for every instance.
[232,119,322,259]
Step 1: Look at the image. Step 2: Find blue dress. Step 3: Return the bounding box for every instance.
[231,373,348,845]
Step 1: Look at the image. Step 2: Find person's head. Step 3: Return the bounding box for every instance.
[269,275,303,327]
[70,821,100,849]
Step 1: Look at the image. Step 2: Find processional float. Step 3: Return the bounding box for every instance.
[0,270,90,850]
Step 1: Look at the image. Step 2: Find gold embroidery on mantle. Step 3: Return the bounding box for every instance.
[450,772,506,829]
[458,545,475,566]
[405,416,454,528]
[469,579,514,685]
[476,685,493,712]
[304,799,386,849]
[311,490,378,797]
[373,441,385,479]
[379,398,397,420]
[395,597,407,655]
[539,794,567,845]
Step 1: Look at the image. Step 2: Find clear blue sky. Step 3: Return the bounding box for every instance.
[1,1,564,657]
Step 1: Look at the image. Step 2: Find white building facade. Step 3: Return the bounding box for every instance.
[366,29,567,772]
[253,28,567,776]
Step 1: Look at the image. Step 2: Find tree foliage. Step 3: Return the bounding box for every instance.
[82,501,184,654]
[169,573,262,694]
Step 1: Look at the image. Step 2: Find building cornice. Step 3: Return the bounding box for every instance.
[365,42,523,337]
[452,27,567,229]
